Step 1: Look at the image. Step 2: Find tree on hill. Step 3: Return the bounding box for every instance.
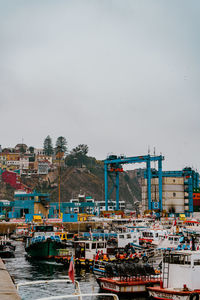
[19,144,26,154]
[65,144,89,167]
[29,146,35,154]
[43,135,54,156]
[55,136,67,154]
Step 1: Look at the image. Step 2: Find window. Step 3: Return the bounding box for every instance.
[119,235,124,239]
[92,243,96,249]
[173,192,176,197]
[97,242,105,248]
[127,234,131,239]
[164,254,191,265]
[194,260,200,265]
[86,243,90,250]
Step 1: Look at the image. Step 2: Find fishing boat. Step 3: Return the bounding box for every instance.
[97,261,161,295]
[25,225,67,259]
[148,250,200,300]
[56,239,110,267]
[0,236,16,258]
[10,225,29,241]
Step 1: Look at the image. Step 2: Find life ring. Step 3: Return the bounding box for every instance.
[190,293,199,300]
[142,256,148,263]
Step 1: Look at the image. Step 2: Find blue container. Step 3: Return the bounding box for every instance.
[62,213,78,222]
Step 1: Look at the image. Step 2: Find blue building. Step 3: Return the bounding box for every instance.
[11,191,50,219]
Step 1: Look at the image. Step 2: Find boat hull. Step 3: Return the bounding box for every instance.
[25,239,64,259]
[97,277,161,294]
[148,287,200,300]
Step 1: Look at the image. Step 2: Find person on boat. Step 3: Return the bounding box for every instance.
[76,244,81,258]
[103,253,107,260]
[116,252,120,259]
[142,251,146,259]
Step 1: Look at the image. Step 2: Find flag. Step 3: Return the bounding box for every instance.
[95,250,99,261]
[68,255,75,284]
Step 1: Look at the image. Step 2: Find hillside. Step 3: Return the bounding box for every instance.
[21,164,142,207]
[0,160,142,208]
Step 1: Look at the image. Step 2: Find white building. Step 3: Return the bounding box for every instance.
[38,161,50,175]
[19,156,29,170]
[96,200,126,212]
[34,148,45,155]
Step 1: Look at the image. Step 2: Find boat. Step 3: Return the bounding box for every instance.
[156,234,183,250]
[56,239,110,267]
[148,249,200,300]
[96,261,161,295]
[25,225,67,259]
[10,225,29,241]
[0,236,16,258]
[92,260,107,276]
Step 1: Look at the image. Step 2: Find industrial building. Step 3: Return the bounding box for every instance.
[8,191,50,219]
[141,168,200,216]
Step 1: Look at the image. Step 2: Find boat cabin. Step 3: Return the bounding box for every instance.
[33,225,57,239]
[55,232,74,242]
[117,231,140,248]
[163,250,200,290]
[158,234,181,250]
[140,229,168,244]
[74,240,107,260]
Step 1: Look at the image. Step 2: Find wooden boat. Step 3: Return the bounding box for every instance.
[148,250,200,300]
[96,262,161,295]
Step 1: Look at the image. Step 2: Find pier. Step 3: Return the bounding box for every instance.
[0,258,20,299]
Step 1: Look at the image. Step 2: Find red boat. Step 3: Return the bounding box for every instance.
[97,276,161,294]
[96,262,161,295]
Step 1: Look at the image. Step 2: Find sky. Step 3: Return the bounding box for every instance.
[0,0,200,171]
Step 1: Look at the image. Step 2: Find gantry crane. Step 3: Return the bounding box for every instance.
[104,154,164,211]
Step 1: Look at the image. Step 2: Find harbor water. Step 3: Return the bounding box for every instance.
[4,241,147,300]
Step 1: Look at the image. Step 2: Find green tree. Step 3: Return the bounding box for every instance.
[19,144,26,154]
[55,136,67,154]
[29,146,35,154]
[65,144,89,167]
[71,144,88,156]
[43,135,54,156]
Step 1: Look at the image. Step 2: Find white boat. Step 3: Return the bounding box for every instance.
[140,229,168,245]
[148,250,200,300]
[157,234,182,250]
[117,231,140,248]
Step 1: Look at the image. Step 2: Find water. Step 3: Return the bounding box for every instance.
[4,241,147,300]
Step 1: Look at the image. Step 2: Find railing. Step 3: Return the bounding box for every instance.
[35,293,119,300]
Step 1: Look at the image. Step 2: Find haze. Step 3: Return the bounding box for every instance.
[0,0,200,171]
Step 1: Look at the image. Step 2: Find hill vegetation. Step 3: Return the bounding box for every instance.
[21,156,142,207]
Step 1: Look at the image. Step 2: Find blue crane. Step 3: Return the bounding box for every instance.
[104,154,164,211]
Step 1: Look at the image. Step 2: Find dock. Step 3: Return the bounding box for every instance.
[0,258,21,299]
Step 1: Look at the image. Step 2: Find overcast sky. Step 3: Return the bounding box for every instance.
[1,0,200,171]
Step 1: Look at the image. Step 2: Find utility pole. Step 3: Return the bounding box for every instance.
[57,146,61,218]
